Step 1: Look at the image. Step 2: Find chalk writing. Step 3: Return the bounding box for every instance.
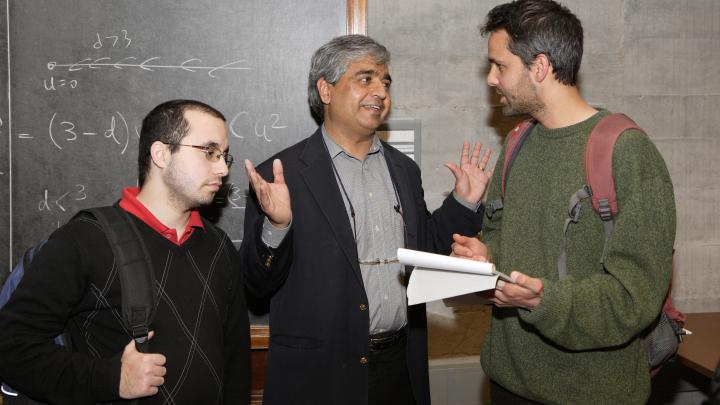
[44,76,78,91]
[23,111,134,154]
[212,183,246,210]
[229,112,287,143]
[38,184,87,213]
[93,30,132,49]
[47,57,250,78]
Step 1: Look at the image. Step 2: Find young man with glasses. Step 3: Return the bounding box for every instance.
[0,99,251,404]
[242,35,490,405]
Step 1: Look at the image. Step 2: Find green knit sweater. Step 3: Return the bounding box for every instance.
[481,111,676,404]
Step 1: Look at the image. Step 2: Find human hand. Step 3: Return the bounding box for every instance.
[245,159,292,228]
[490,271,544,310]
[119,332,166,399]
[444,141,493,205]
[450,234,489,261]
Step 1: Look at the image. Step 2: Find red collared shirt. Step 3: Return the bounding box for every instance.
[118,187,204,246]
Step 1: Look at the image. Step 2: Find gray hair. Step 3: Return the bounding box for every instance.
[308,35,390,123]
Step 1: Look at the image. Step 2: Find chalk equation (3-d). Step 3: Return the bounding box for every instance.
[16,112,134,155]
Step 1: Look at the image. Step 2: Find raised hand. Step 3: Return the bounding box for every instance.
[444,141,493,205]
[245,159,292,228]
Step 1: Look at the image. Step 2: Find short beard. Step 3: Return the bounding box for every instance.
[502,97,544,117]
[501,74,544,117]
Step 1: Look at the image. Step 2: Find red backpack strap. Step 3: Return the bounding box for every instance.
[557,113,644,279]
[485,120,536,219]
[501,120,536,197]
[585,113,643,220]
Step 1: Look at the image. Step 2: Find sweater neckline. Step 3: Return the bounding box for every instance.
[534,109,607,139]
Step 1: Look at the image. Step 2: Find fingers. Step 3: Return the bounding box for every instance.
[459,141,471,166]
[450,234,488,260]
[451,234,475,254]
[244,159,262,189]
[488,271,544,309]
[444,162,463,179]
[244,159,256,179]
[470,142,482,167]
[455,141,493,171]
[478,146,491,170]
[124,337,138,354]
[120,340,168,399]
[511,271,544,295]
[272,159,285,185]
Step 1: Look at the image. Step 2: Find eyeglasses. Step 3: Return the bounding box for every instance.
[164,143,234,168]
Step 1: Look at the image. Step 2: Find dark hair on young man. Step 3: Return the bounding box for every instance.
[308,34,390,124]
[137,99,226,186]
[480,0,583,86]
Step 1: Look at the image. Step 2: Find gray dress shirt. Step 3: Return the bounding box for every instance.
[260,126,479,334]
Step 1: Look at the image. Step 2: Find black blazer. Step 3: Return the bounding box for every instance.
[242,129,483,405]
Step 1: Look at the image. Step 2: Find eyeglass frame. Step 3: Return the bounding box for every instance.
[163,142,234,168]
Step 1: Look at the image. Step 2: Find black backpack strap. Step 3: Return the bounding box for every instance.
[79,207,156,353]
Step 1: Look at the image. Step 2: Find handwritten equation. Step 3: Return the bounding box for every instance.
[16,112,136,155]
[44,30,251,91]
[48,57,250,77]
[229,112,287,143]
[213,183,247,210]
[14,109,287,153]
[93,30,132,49]
[38,184,88,213]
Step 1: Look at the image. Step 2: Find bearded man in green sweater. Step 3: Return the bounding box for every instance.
[451,0,676,403]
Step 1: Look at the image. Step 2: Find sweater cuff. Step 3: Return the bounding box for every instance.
[90,354,122,402]
[518,278,559,328]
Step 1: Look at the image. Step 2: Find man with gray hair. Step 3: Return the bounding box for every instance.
[242,35,490,404]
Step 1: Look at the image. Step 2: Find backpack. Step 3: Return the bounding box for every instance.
[485,113,686,371]
[0,206,156,405]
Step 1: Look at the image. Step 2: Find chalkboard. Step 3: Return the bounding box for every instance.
[0,1,359,321]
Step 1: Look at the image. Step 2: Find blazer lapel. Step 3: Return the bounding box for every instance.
[383,144,418,250]
[299,130,363,286]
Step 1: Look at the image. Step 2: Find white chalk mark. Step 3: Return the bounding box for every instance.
[50,57,250,77]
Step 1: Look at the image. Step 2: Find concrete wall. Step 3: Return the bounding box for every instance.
[368,1,719,402]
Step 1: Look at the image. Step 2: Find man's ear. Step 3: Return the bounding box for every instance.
[317,77,332,105]
[150,140,170,169]
[532,54,551,82]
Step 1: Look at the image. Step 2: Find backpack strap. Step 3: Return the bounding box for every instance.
[557,113,644,279]
[585,113,642,220]
[76,207,156,353]
[485,120,536,219]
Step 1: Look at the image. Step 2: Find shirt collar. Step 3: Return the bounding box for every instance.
[118,187,205,246]
[320,125,383,160]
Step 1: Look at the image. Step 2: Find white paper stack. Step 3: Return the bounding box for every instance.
[398,248,508,305]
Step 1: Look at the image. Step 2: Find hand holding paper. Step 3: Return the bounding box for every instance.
[398,248,512,305]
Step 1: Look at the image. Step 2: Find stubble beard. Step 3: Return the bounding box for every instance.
[164,162,215,211]
[500,76,544,117]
